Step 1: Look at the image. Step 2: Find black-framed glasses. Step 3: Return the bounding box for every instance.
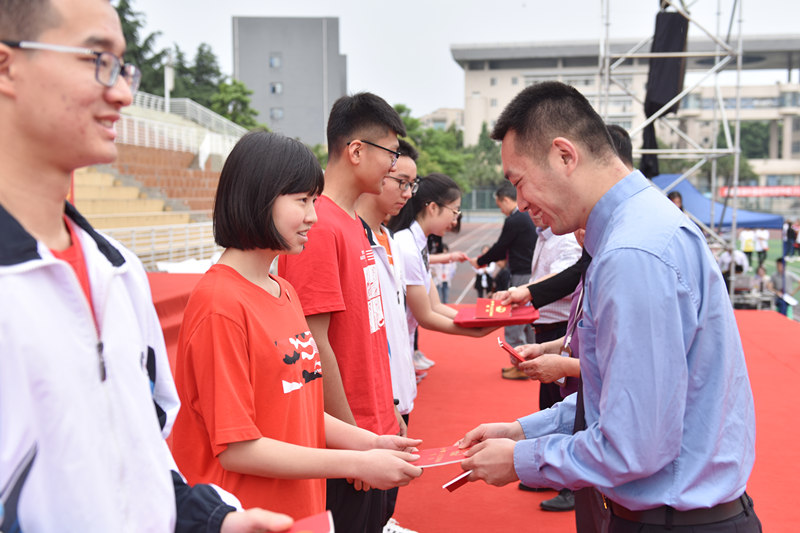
[347,139,400,167]
[1,40,142,93]
[384,175,419,194]
[437,203,462,218]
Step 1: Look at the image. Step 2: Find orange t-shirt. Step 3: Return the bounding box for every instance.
[172,264,325,516]
[375,229,394,266]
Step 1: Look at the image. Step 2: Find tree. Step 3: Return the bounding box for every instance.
[416,125,467,189]
[187,43,224,108]
[461,123,503,188]
[210,80,264,130]
[738,121,771,160]
[309,144,329,170]
[115,0,166,95]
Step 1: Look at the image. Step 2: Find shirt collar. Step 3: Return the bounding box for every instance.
[584,170,649,258]
[0,201,125,267]
[536,226,554,240]
[410,220,427,250]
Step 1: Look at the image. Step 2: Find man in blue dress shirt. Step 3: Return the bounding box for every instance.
[459,81,760,532]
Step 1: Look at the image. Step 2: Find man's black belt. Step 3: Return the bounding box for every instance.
[533,321,567,334]
[607,493,751,526]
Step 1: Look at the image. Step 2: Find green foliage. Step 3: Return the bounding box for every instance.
[309,144,329,170]
[210,80,265,130]
[392,106,503,192]
[115,0,165,95]
[461,123,503,188]
[115,1,262,130]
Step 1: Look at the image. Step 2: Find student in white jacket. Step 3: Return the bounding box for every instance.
[0,0,291,530]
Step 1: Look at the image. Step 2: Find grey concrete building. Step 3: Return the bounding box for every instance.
[233,17,347,146]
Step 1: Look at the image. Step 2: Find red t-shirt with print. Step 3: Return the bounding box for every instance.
[171,265,325,516]
[278,195,397,435]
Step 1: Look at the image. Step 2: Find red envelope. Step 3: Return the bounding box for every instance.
[287,510,334,533]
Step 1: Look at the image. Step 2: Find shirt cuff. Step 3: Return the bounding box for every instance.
[513,438,547,488]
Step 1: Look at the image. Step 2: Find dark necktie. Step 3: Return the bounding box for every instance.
[572,252,591,434]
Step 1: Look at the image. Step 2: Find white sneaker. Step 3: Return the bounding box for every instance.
[413,350,435,369]
[383,518,418,533]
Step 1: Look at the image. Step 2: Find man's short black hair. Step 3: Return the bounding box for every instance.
[326,92,406,160]
[606,124,633,168]
[495,181,517,201]
[214,130,324,251]
[491,81,616,165]
[398,138,419,162]
[0,0,62,41]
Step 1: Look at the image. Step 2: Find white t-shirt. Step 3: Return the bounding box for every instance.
[393,221,431,350]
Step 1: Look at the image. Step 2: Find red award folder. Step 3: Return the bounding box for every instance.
[454,304,539,328]
[287,510,334,533]
[474,298,512,318]
[413,445,470,468]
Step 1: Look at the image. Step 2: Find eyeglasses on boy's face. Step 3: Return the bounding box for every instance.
[384,175,419,194]
[1,40,142,93]
[347,139,401,168]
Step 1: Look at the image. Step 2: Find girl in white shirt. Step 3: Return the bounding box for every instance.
[388,173,494,353]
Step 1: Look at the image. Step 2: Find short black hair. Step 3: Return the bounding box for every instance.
[214,130,324,251]
[0,0,62,41]
[398,138,419,162]
[326,92,406,160]
[491,81,616,165]
[495,181,517,201]
[606,124,633,168]
[387,172,461,232]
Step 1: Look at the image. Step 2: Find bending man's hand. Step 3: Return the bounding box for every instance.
[458,421,524,449]
[461,438,519,487]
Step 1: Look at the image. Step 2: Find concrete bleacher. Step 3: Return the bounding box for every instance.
[111,144,220,214]
[72,167,191,230]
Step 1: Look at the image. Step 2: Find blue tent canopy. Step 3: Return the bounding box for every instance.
[651,174,784,230]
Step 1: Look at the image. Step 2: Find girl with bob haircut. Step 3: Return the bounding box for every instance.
[171,131,423,520]
[388,173,494,356]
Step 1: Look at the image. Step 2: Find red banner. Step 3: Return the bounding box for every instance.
[719,186,800,197]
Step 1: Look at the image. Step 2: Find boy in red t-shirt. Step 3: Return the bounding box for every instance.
[279,93,413,531]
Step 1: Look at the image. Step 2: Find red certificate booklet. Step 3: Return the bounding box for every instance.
[474,298,512,318]
[287,510,334,533]
[413,445,470,468]
[454,303,539,328]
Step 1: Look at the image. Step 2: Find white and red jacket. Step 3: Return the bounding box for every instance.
[0,203,234,532]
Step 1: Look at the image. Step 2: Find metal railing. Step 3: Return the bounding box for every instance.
[115,114,240,168]
[104,222,221,271]
[132,91,248,138]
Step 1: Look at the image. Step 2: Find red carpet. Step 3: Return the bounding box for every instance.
[391,309,800,532]
[147,275,800,531]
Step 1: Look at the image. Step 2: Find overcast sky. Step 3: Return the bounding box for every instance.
[131,0,799,116]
